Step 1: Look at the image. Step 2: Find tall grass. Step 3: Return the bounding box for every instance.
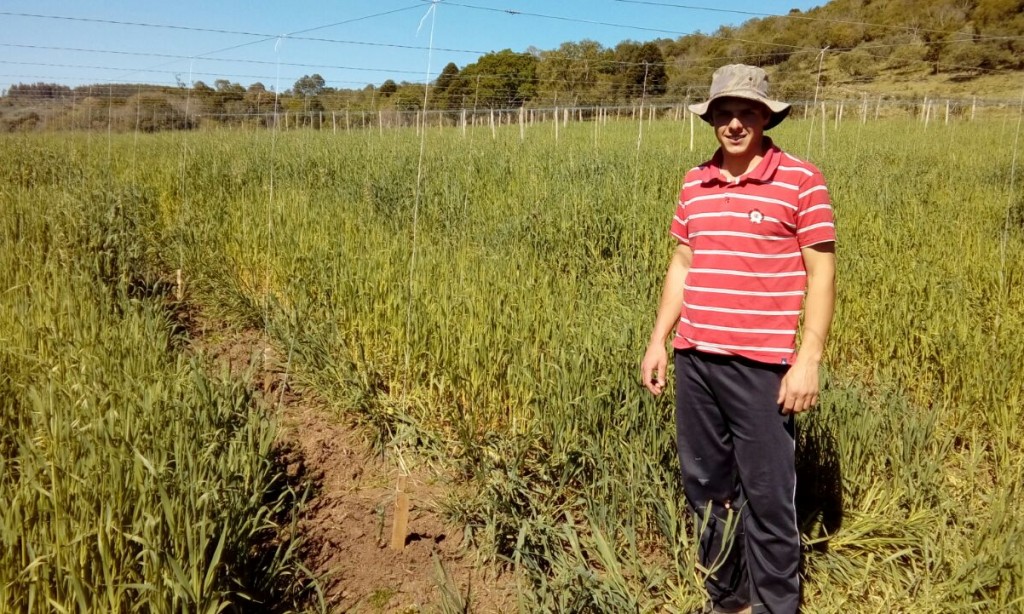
[2,115,1022,611]
[0,139,314,612]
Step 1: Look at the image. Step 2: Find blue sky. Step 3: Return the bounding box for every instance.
[1,1,825,94]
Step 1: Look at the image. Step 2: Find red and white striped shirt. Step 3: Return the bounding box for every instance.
[670,140,835,365]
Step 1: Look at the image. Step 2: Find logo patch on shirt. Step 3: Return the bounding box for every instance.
[749,209,764,224]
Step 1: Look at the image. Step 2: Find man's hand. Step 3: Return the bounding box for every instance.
[641,341,668,395]
[779,242,835,414]
[777,359,819,414]
[642,243,692,397]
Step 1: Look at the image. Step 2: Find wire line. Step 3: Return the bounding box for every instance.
[0,10,487,54]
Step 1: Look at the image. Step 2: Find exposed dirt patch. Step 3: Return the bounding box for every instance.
[189,318,517,613]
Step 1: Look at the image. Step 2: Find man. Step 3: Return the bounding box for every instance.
[641,64,836,614]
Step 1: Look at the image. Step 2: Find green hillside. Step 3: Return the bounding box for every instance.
[666,0,1024,100]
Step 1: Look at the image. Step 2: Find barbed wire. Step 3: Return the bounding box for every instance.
[431,0,817,51]
[119,4,434,96]
[0,10,488,55]
[0,49,423,77]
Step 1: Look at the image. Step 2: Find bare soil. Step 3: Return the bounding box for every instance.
[190,319,518,613]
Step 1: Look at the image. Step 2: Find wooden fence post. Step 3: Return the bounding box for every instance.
[820,102,826,147]
[689,110,694,152]
[390,475,410,551]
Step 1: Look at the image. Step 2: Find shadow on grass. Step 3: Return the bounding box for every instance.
[796,416,844,554]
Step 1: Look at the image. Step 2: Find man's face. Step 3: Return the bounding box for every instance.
[710,98,771,159]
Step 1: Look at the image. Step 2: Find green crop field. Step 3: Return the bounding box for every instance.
[2,113,1022,612]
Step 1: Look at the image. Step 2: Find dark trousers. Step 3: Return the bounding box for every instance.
[674,350,799,614]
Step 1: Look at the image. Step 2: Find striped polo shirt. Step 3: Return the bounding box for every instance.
[669,140,835,365]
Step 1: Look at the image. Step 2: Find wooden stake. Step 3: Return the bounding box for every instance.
[689,110,694,152]
[820,101,826,146]
[390,475,410,551]
[175,268,183,301]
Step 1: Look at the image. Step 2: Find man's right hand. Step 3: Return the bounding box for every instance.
[641,243,692,397]
[641,342,668,396]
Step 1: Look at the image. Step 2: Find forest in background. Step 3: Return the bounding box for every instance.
[2,0,1023,131]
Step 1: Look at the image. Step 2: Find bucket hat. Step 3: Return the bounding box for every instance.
[688,64,791,130]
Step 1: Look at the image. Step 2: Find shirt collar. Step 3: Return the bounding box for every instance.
[698,137,782,185]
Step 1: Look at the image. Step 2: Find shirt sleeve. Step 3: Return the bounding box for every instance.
[795,169,835,247]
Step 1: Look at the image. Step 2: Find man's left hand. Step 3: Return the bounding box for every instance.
[777,359,819,414]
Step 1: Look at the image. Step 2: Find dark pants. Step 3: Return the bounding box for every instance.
[674,350,799,614]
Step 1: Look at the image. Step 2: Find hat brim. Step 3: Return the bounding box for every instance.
[688,94,791,130]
